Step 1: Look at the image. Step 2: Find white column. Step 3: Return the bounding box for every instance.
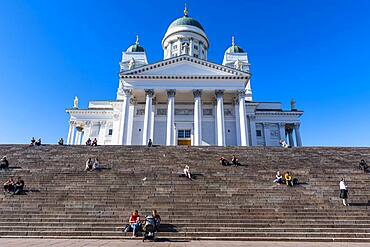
[98,121,107,145]
[166,90,176,146]
[249,116,257,146]
[74,126,83,145]
[199,42,204,59]
[234,98,241,146]
[279,123,286,141]
[189,38,194,56]
[193,90,202,146]
[67,121,75,145]
[119,89,132,145]
[142,89,154,145]
[263,123,269,147]
[150,101,155,141]
[215,90,225,146]
[294,123,302,147]
[238,90,248,146]
[168,42,173,59]
[177,38,181,57]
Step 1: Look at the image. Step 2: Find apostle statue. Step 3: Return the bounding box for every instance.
[74,96,79,109]
[290,98,296,111]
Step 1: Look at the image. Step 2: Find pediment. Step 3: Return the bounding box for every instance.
[124,55,248,77]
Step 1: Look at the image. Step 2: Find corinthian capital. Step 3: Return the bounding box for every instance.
[215,90,224,98]
[167,89,176,97]
[123,89,132,97]
[193,89,202,98]
[144,89,155,97]
[238,89,246,97]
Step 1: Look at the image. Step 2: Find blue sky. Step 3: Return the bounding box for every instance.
[0,0,369,146]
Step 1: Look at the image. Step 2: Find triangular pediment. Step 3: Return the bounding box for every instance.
[124,55,248,77]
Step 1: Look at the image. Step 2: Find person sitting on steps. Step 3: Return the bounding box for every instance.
[3,177,14,193]
[124,210,141,238]
[0,156,9,169]
[58,138,64,145]
[147,139,152,147]
[359,160,369,173]
[30,137,36,146]
[284,172,293,186]
[152,209,161,232]
[92,158,101,170]
[279,139,289,148]
[92,138,98,146]
[35,138,42,146]
[85,158,93,171]
[273,171,283,184]
[220,157,230,166]
[85,138,92,146]
[183,165,192,179]
[231,155,240,167]
[14,177,25,195]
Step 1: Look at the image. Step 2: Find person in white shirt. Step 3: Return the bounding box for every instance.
[85,158,93,171]
[92,158,100,170]
[339,178,349,206]
[273,171,283,184]
[279,139,289,148]
[183,165,192,179]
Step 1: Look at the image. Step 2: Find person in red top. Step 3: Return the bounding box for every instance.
[128,210,141,237]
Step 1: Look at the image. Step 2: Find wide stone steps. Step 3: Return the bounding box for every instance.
[0,145,370,241]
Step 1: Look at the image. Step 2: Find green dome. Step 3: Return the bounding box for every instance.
[226,45,244,53]
[168,16,205,31]
[126,44,145,52]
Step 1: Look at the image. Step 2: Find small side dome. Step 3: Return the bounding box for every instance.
[126,35,145,52]
[226,36,244,53]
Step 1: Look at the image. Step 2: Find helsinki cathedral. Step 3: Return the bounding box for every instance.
[66,6,303,147]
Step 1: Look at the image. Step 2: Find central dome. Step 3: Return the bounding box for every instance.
[168,16,205,31]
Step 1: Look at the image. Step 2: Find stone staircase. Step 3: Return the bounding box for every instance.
[0,145,369,241]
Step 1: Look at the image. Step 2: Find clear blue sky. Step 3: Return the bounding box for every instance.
[0,0,369,146]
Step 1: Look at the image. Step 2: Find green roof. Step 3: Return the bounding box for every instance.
[126,44,145,53]
[226,45,244,53]
[168,16,205,31]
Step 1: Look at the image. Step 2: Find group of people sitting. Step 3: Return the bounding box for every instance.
[359,159,369,173]
[123,209,161,238]
[85,158,101,171]
[0,156,9,169]
[85,138,98,146]
[3,177,25,195]
[30,137,42,146]
[273,171,298,186]
[220,155,241,167]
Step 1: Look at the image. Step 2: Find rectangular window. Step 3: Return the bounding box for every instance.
[178,129,191,139]
[203,109,213,116]
[175,109,193,115]
[157,109,167,115]
[136,109,145,115]
[194,45,198,50]
[256,130,262,137]
[108,129,113,136]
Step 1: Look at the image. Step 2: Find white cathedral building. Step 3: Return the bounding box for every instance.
[66,7,303,147]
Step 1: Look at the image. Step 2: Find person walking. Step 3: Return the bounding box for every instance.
[339,178,349,206]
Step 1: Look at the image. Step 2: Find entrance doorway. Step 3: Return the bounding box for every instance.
[177,129,191,146]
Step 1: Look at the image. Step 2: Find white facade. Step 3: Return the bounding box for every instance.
[66,7,303,147]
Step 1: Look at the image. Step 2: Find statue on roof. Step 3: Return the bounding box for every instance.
[73,96,79,109]
[128,57,135,70]
[290,98,296,111]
